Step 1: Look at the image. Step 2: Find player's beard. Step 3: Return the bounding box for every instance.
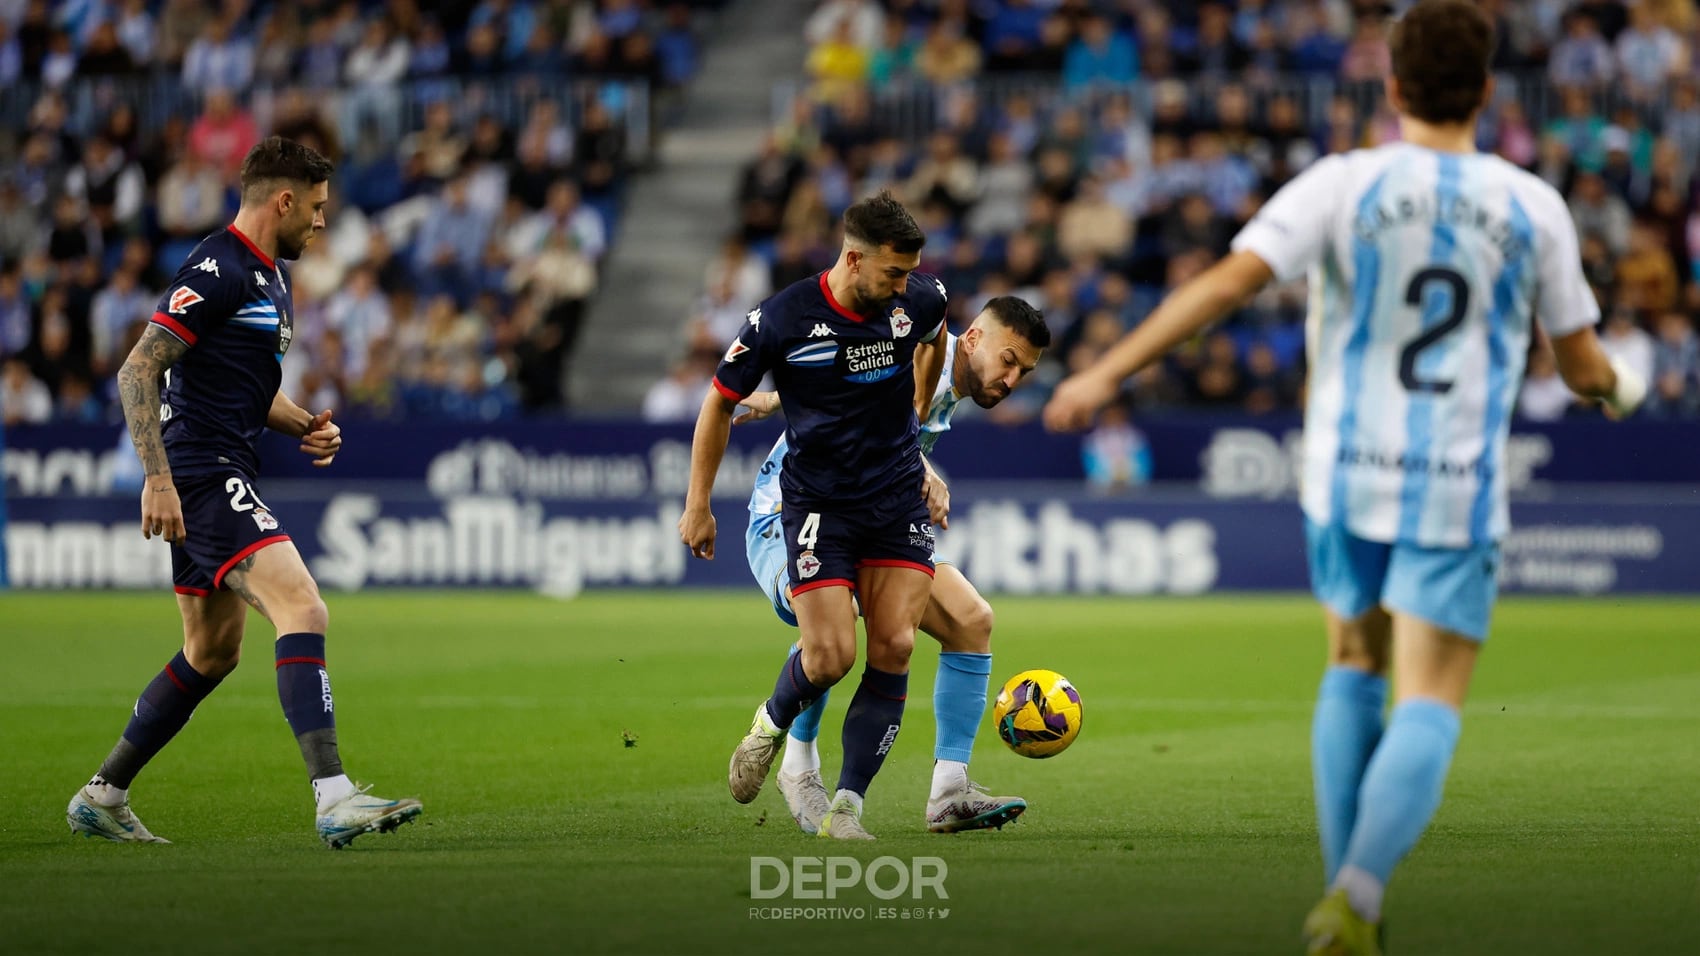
[276,227,309,260]
[853,278,893,315]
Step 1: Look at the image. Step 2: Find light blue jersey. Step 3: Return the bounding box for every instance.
[1234,143,1598,549]
[1235,144,1598,637]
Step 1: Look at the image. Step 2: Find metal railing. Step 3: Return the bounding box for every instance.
[1,74,653,163]
[772,70,1672,145]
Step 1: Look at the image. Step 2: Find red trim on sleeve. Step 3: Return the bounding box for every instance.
[791,577,856,596]
[213,535,292,589]
[712,376,747,403]
[818,272,865,323]
[226,224,275,269]
[173,585,211,597]
[150,311,198,346]
[855,559,937,578]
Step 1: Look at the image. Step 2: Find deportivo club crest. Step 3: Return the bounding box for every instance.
[797,552,822,579]
[890,307,912,338]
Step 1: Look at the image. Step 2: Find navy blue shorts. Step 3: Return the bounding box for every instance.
[780,487,935,597]
[170,469,292,596]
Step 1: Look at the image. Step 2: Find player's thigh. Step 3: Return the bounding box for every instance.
[746,511,798,627]
[1382,539,1498,707]
[856,565,932,672]
[222,538,329,634]
[919,562,994,654]
[1304,517,1392,623]
[782,505,861,682]
[174,588,249,674]
[792,585,859,684]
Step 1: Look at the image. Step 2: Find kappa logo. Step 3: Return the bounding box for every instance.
[933,277,947,300]
[797,552,822,579]
[254,270,267,286]
[890,308,913,338]
[809,323,833,337]
[167,286,204,314]
[747,308,762,331]
[194,257,220,276]
[724,340,750,363]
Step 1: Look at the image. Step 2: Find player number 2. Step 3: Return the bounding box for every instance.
[797,512,821,550]
[1398,266,1470,394]
[225,477,268,513]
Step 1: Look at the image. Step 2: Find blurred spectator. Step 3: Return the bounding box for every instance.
[915,17,981,87]
[1063,16,1136,91]
[181,15,254,92]
[642,349,718,423]
[1517,345,1576,421]
[806,0,884,52]
[1597,307,1656,391]
[155,153,229,239]
[1648,310,1700,417]
[2,355,53,426]
[1614,1,1685,102]
[1570,171,1632,256]
[187,89,261,180]
[1080,403,1152,490]
[1548,11,1614,88]
[807,15,871,103]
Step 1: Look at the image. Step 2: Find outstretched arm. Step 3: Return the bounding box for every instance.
[117,325,190,542]
[1044,250,1274,431]
[912,336,945,421]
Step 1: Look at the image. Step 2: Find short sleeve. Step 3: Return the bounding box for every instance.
[1526,182,1601,339]
[1230,154,1346,282]
[916,273,948,343]
[712,303,777,402]
[149,252,243,347]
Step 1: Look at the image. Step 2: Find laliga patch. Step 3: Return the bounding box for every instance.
[251,508,279,532]
[890,307,912,338]
[167,286,204,314]
[797,551,822,579]
[724,340,749,363]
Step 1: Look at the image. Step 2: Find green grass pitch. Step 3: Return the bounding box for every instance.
[1,591,1696,955]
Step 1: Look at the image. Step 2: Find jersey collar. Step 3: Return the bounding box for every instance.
[226,224,276,270]
[818,272,866,323]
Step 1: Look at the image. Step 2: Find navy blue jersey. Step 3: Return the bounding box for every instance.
[713,271,948,510]
[148,226,295,478]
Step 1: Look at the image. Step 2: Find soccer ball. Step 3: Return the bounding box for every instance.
[992,669,1083,758]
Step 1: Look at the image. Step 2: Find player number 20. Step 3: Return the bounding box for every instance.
[225,477,269,513]
[797,512,822,550]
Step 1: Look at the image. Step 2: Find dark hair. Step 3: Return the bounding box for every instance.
[1389,0,1495,124]
[239,136,335,204]
[842,190,925,254]
[982,295,1051,349]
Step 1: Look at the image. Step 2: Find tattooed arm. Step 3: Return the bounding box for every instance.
[118,324,190,543]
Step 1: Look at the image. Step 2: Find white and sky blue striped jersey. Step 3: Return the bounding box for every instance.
[1232,143,1599,548]
[750,332,960,515]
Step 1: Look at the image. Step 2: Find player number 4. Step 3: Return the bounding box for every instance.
[797,512,821,550]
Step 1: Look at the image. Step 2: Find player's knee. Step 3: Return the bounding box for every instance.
[188,627,243,678]
[866,628,915,672]
[288,591,330,635]
[961,598,994,652]
[805,642,857,685]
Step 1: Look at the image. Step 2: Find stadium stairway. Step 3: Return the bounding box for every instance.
[571,0,808,414]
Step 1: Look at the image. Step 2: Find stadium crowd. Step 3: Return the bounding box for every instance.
[651,0,1700,426]
[0,0,722,428]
